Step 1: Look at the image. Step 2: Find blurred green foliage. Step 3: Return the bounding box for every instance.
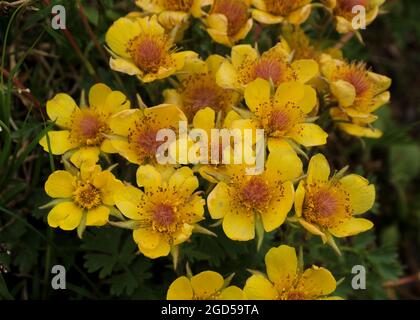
[0,0,419,300]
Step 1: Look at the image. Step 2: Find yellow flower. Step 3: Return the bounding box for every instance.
[251,0,312,25]
[233,79,327,150]
[109,104,187,165]
[39,83,130,167]
[321,54,391,138]
[216,42,319,91]
[135,0,208,29]
[203,0,253,47]
[294,154,375,244]
[207,140,302,241]
[114,165,205,258]
[105,15,197,82]
[244,245,340,299]
[324,0,385,33]
[164,55,241,121]
[45,164,123,231]
[167,271,246,299]
[169,107,241,182]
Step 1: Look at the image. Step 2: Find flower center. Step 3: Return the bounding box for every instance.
[269,109,290,132]
[253,59,284,84]
[73,182,101,210]
[341,67,370,96]
[128,122,163,163]
[211,0,249,36]
[164,0,194,11]
[240,177,271,209]
[181,74,232,120]
[152,203,177,232]
[303,184,351,229]
[264,0,304,16]
[129,35,170,73]
[70,110,107,146]
[337,0,367,12]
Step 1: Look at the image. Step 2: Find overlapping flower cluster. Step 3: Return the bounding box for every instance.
[40,0,389,300]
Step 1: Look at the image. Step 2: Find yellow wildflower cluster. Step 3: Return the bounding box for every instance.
[39,0,390,299]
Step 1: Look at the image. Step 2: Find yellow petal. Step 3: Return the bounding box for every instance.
[105,17,141,58]
[307,153,330,185]
[138,236,171,258]
[339,174,375,214]
[299,218,328,243]
[93,171,122,206]
[219,286,246,300]
[193,107,215,131]
[172,223,194,245]
[252,9,283,24]
[243,275,278,300]
[163,89,183,107]
[114,185,145,220]
[207,182,231,219]
[245,78,271,112]
[86,205,109,226]
[109,57,141,76]
[289,123,328,147]
[222,210,255,241]
[261,181,294,232]
[191,271,224,297]
[100,139,117,153]
[45,170,75,198]
[294,181,306,218]
[136,165,162,190]
[88,83,112,109]
[288,4,312,25]
[231,18,253,43]
[265,245,297,289]
[48,202,82,231]
[145,104,187,130]
[274,81,305,109]
[168,167,198,196]
[298,267,336,297]
[70,147,100,168]
[109,109,141,137]
[338,123,383,138]
[167,276,194,300]
[231,45,258,69]
[368,72,391,95]
[329,218,374,237]
[331,80,356,107]
[39,130,77,155]
[291,59,319,83]
[46,93,78,128]
[133,228,161,250]
[216,60,237,89]
[104,90,130,115]
[47,201,75,228]
[266,139,303,182]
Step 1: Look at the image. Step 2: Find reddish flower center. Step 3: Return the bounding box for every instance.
[241,177,270,208]
[253,59,283,84]
[212,0,249,36]
[269,110,290,132]
[136,129,160,155]
[342,68,370,96]
[337,0,367,12]
[130,36,168,73]
[79,114,101,139]
[153,204,176,228]
[313,189,338,218]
